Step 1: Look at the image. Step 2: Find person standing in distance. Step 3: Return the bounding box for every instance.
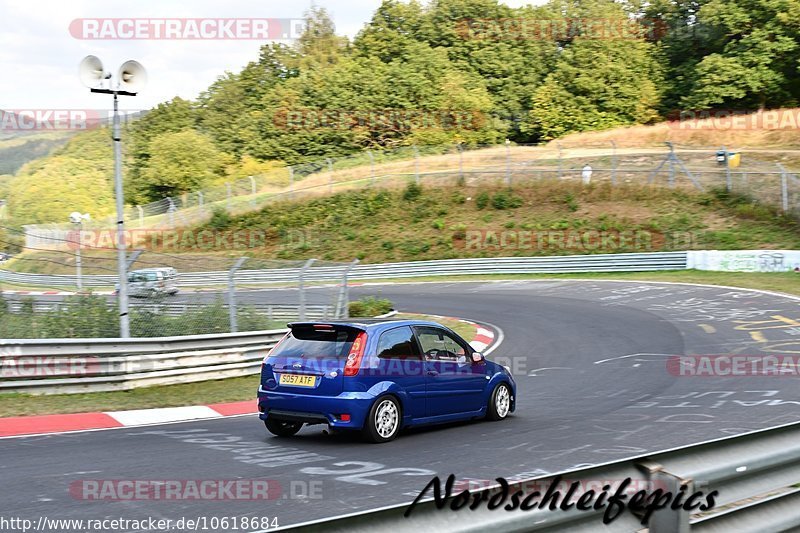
[582,164,593,184]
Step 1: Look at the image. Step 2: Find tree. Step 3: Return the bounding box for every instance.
[524,8,664,140]
[7,129,115,224]
[681,0,800,109]
[648,0,800,111]
[197,44,301,160]
[296,6,349,68]
[355,0,558,141]
[127,97,196,203]
[139,131,229,199]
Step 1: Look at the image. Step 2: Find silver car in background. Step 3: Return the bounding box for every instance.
[115,267,179,298]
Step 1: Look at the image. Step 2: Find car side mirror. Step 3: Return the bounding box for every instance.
[472,352,484,363]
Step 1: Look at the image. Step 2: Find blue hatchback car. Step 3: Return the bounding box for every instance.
[257,319,516,443]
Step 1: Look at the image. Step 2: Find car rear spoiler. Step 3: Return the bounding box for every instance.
[287,322,369,332]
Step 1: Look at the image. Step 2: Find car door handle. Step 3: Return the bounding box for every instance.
[427,370,438,376]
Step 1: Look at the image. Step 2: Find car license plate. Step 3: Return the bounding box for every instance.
[279,374,316,387]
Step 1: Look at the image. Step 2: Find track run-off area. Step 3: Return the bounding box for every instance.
[2,280,800,529]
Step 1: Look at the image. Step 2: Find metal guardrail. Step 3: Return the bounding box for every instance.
[6,301,335,320]
[286,420,800,533]
[0,329,287,394]
[0,252,689,288]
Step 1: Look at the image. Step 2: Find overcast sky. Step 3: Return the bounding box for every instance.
[0,0,537,113]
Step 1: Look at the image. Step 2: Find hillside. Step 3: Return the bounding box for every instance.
[195,181,800,263]
[7,179,799,275]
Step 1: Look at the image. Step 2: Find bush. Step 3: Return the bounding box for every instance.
[476,191,490,209]
[432,219,445,230]
[451,223,467,240]
[208,207,231,229]
[491,190,523,210]
[563,193,579,212]
[403,182,423,201]
[348,296,393,317]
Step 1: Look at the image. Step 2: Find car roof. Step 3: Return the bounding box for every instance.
[287,319,444,332]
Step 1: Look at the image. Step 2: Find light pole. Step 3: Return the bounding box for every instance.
[69,212,90,291]
[79,55,147,338]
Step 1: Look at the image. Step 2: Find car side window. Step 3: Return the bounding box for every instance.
[376,326,420,360]
[415,327,468,362]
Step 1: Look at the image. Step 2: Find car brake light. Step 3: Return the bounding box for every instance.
[343,332,367,377]
[339,414,351,422]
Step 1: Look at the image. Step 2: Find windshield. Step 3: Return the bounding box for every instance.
[270,327,358,359]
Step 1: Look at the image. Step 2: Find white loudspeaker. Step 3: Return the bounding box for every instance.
[79,55,106,88]
[118,60,147,93]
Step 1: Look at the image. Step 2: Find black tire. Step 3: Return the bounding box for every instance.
[486,383,512,421]
[264,418,303,437]
[363,396,401,443]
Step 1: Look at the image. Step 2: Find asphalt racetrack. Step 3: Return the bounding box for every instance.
[3,280,800,529]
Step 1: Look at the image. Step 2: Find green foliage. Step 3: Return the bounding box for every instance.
[126,97,197,203]
[208,206,231,229]
[348,296,393,317]
[139,130,229,200]
[526,36,663,139]
[7,130,115,224]
[475,191,490,209]
[564,193,579,212]
[0,295,283,339]
[491,190,523,209]
[403,182,423,201]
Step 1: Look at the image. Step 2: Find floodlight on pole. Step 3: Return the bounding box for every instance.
[80,55,147,337]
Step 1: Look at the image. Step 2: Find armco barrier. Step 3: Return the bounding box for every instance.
[8,301,335,320]
[286,420,800,533]
[0,329,286,394]
[0,252,690,288]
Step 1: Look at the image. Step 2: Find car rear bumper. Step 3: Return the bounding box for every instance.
[257,387,375,429]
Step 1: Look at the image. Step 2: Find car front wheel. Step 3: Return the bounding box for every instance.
[363,396,401,443]
[486,383,512,421]
[264,418,303,437]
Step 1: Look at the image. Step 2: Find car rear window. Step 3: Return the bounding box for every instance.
[270,326,359,359]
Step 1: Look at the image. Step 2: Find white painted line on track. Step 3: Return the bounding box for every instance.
[105,406,222,426]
